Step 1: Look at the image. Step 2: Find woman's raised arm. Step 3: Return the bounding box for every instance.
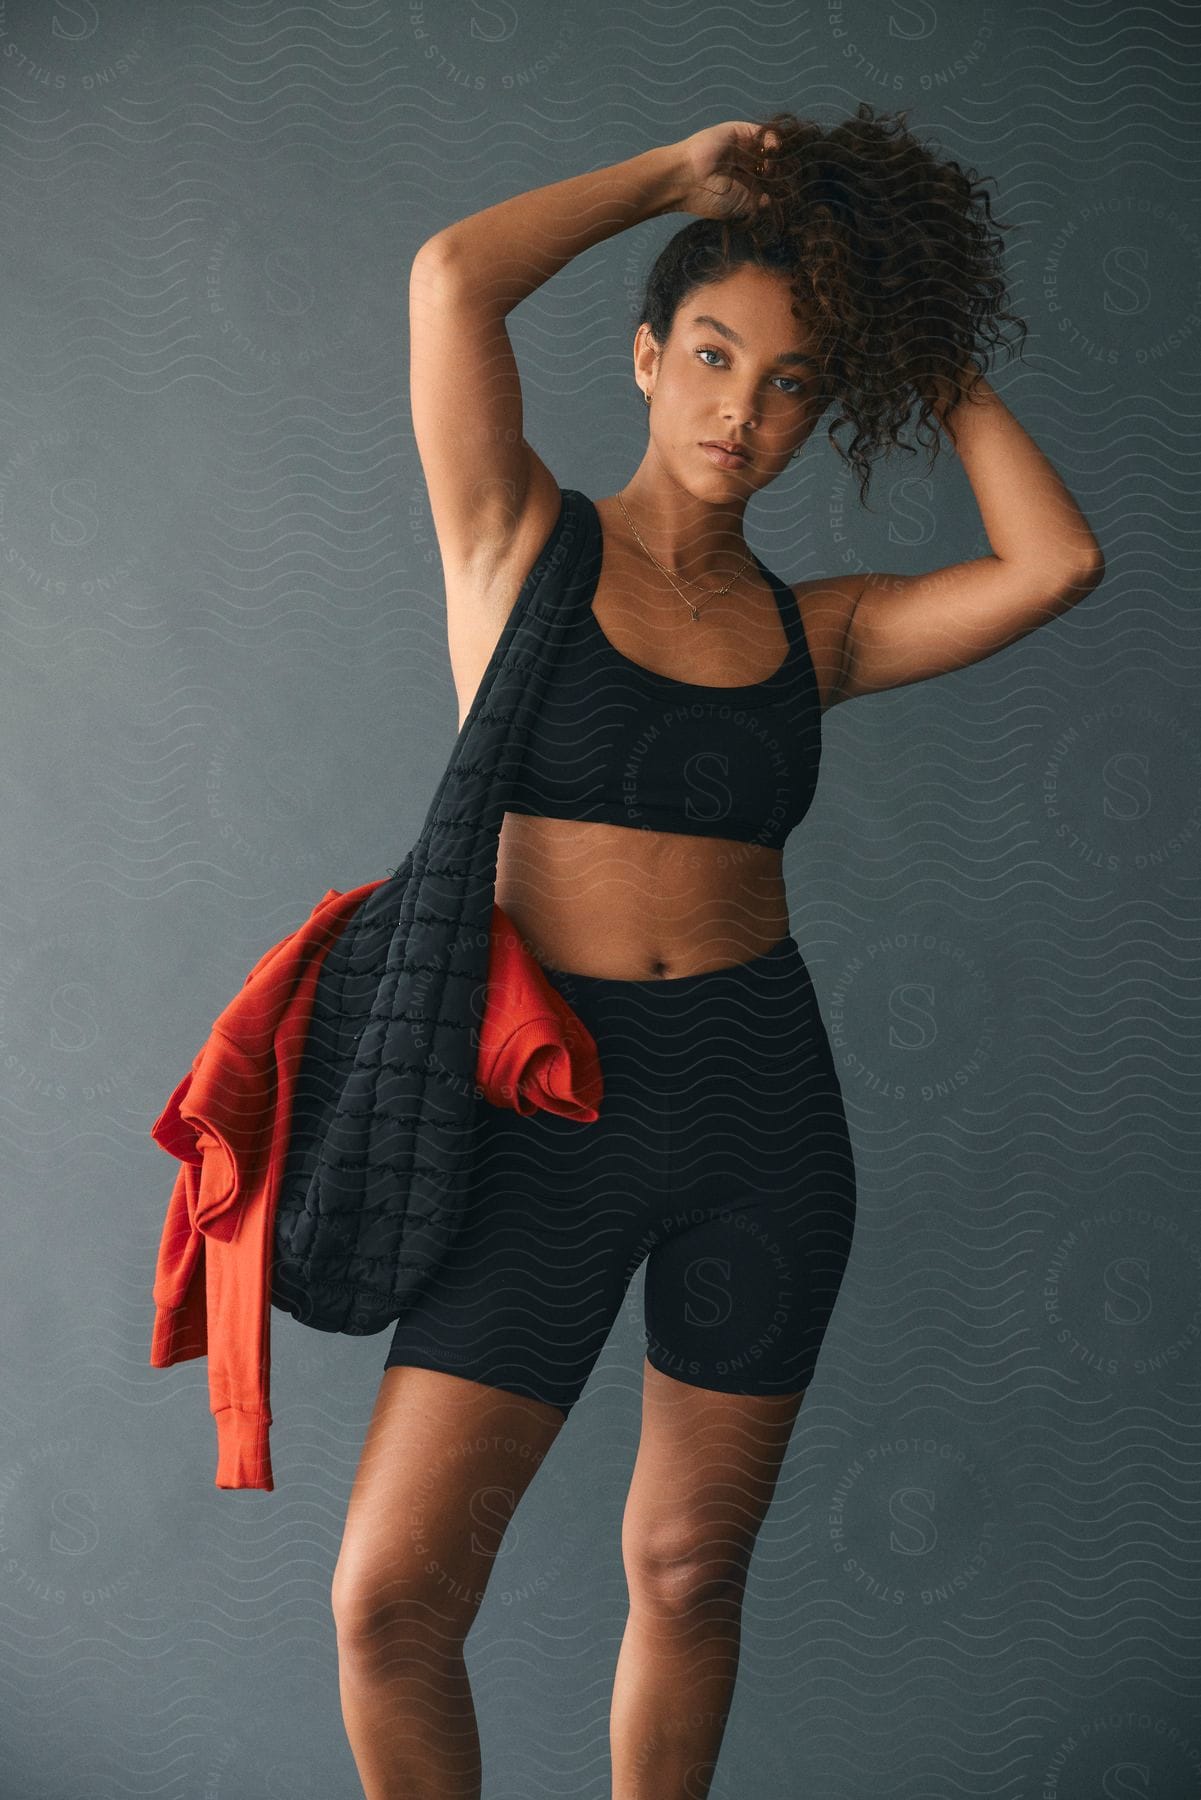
[833,374,1107,706]
[409,143,688,592]
[425,142,687,310]
[410,124,786,590]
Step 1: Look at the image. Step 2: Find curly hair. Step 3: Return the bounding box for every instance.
[635,103,1028,506]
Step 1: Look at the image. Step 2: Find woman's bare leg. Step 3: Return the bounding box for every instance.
[331,1365,565,1800]
[610,1361,806,1799]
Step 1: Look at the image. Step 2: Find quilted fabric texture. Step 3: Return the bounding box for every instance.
[271,486,594,1335]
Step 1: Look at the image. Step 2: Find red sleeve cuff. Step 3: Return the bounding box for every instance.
[214,1406,274,1491]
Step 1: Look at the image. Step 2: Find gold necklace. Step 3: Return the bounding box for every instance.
[615,492,755,623]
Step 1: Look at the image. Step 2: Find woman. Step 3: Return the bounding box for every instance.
[331,107,1105,1798]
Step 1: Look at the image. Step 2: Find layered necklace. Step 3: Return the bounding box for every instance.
[615,492,754,623]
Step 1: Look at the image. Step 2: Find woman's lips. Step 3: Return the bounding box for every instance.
[700,442,750,469]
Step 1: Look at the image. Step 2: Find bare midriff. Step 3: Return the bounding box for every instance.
[495,810,790,980]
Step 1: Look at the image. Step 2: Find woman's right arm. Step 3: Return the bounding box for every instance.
[425,142,689,311]
[408,144,689,595]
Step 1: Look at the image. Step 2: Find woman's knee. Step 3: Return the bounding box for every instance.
[332,1553,478,1668]
[622,1521,753,1618]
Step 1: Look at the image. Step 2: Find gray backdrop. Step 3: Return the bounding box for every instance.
[2,0,1199,1794]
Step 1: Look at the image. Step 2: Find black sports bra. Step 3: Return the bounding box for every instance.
[503,492,824,853]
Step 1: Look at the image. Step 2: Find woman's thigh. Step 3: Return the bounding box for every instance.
[382,1026,673,1417]
[331,1364,565,1649]
[622,1358,807,1597]
[640,936,857,1398]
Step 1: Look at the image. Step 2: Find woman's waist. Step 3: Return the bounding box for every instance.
[496,812,789,982]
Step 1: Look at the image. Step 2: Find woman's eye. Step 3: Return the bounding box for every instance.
[694,346,803,395]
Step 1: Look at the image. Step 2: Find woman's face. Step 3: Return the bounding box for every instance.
[636,265,831,492]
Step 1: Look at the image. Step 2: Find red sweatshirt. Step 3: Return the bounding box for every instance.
[149,888,601,1492]
[149,880,385,1491]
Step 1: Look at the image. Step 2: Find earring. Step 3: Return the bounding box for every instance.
[644,390,652,406]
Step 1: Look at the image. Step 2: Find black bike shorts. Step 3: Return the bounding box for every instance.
[384,932,856,1415]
